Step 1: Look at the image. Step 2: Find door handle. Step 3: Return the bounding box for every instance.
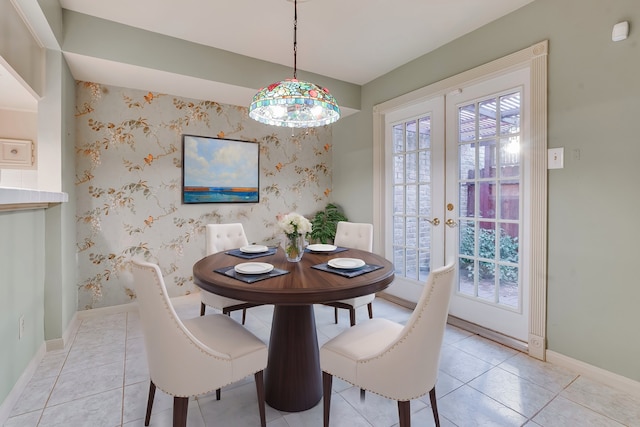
[426,218,440,226]
[445,218,457,228]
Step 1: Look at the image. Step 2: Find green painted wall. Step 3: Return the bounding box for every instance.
[333,0,640,381]
[0,209,46,403]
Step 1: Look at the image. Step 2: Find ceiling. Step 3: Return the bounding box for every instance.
[3,0,535,112]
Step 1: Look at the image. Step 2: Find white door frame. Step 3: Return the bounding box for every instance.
[373,41,548,360]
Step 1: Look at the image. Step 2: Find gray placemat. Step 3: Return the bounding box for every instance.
[225,248,277,259]
[311,262,383,278]
[305,246,349,254]
[214,265,289,283]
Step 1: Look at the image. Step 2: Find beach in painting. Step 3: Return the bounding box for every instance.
[183,186,259,203]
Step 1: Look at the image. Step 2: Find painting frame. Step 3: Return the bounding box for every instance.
[182,134,260,204]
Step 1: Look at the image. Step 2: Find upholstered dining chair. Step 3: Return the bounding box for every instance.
[320,262,456,427]
[132,259,267,427]
[324,221,375,326]
[200,223,261,324]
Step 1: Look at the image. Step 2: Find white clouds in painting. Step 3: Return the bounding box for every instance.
[183,135,259,188]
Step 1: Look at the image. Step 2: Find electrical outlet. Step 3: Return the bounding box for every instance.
[19,315,24,340]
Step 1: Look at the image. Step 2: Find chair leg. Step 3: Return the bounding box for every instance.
[200,302,206,316]
[349,308,356,326]
[367,302,373,319]
[144,381,156,426]
[429,387,440,427]
[398,400,411,427]
[173,396,189,427]
[242,308,247,325]
[334,307,338,324]
[216,388,221,400]
[323,372,333,427]
[254,371,266,427]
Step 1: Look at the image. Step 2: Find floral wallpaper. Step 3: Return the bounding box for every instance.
[75,82,333,310]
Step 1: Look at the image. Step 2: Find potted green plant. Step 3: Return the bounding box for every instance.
[309,203,348,244]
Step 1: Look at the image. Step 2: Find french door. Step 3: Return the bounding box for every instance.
[445,68,530,342]
[375,41,549,353]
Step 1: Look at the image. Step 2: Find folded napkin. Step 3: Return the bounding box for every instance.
[305,246,349,254]
[225,247,277,259]
[311,262,383,278]
[215,265,289,283]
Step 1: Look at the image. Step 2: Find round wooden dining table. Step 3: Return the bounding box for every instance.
[192,246,394,412]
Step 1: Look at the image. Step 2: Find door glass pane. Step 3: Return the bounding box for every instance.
[459,220,475,256]
[394,155,404,183]
[406,217,417,247]
[406,120,417,151]
[479,98,497,139]
[479,139,496,178]
[419,184,431,216]
[478,261,496,301]
[500,92,520,135]
[459,143,475,180]
[406,153,417,183]
[393,215,404,245]
[500,224,519,263]
[393,124,404,152]
[406,185,416,216]
[458,260,475,296]
[418,151,430,182]
[459,183,474,218]
[499,266,519,307]
[500,137,520,178]
[419,117,431,149]
[478,221,496,261]
[478,182,496,218]
[393,186,404,214]
[419,250,430,281]
[500,181,519,220]
[394,247,405,275]
[406,248,417,279]
[459,104,476,141]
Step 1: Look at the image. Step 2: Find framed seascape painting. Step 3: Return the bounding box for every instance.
[182,134,259,203]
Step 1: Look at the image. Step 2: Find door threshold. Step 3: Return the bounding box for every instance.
[447,315,528,353]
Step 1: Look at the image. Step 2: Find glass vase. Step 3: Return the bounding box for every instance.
[283,233,306,262]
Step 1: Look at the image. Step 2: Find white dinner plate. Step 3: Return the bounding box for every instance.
[239,244,269,253]
[307,244,337,252]
[234,262,274,275]
[327,258,366,270]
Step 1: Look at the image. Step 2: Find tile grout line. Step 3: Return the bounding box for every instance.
[34,318,81,427]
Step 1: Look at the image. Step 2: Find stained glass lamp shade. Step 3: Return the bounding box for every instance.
[249,78,340,128]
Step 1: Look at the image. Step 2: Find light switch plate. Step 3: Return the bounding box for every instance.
[548,148,564,169]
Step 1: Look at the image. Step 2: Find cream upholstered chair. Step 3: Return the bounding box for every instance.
[132,260,267,427]
[200,223,261,324]
[320,262,456,427]
[324,221,375,326]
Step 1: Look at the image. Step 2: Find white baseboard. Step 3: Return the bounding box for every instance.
[46,311,81,351]
[76,300,139,320]
[546,350,640,399]
[0,342,46,425]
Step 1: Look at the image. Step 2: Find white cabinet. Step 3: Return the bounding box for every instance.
[0,139,35,168]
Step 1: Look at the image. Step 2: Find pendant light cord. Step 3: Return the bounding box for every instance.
[293,0,298,79]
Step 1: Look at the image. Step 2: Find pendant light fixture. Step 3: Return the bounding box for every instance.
[248,0,340,128]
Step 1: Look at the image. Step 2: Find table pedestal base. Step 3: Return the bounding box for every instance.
[265,305,322,412]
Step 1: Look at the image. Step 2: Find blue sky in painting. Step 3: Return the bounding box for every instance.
[183,135,259,187]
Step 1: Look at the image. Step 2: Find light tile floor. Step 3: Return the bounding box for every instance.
[4,294,640,427]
